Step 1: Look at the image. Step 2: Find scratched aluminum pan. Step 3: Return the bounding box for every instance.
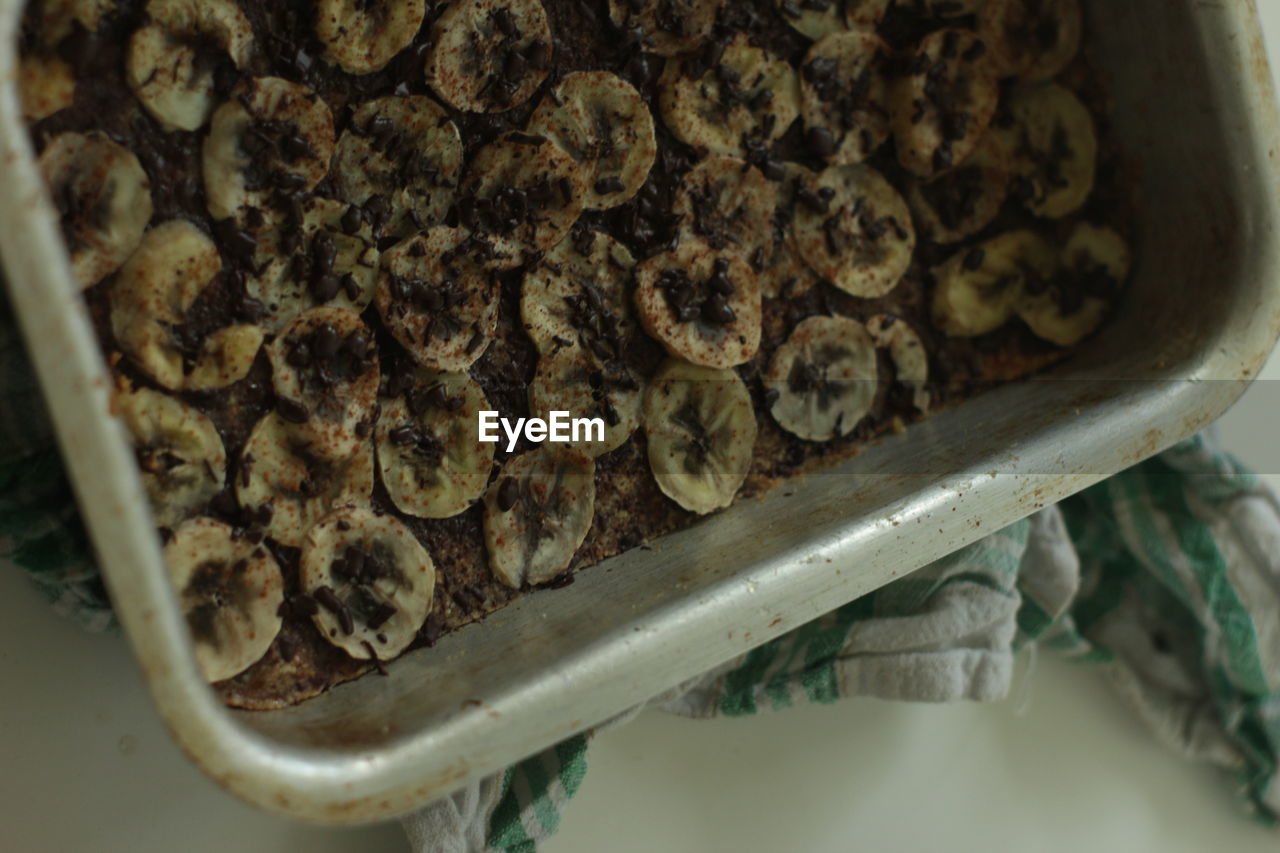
[1,0,1278,824]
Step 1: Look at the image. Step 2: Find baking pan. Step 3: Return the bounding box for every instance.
[2,0,1279,825]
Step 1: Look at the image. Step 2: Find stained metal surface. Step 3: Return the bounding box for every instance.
[2,0,1278,825]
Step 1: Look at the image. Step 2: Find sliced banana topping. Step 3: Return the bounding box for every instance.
[890,27,999,178]
[483,446,596,588]
[1017,223,1130,347]
[38,131,153,290]
[267,307,380,461]
[906,132,1010,244]
[300,506,436,660]
[236,412,375,548]
[634,242,761,369]
[996,83,1096,219]
[376,371,495,518]
[607,0,722,57]
[316,0,426,75]
[111,220,263,391]
[673,155,778,270]
[658,34,800,159]
[125,0,254,132]
[799,30,892,166]
[457,133,586,268]
[521,228,636,357]
[866,314,929,413]
[426,0,552,112]
[203,77,336,224]
[791,163,915,299]
[332,96,463,239]
[643,358,756,515]
[766,315,878,441]
[980,0,1082,82]
[117,382,226,529]
[18,53,75,122]
[528,71,657,209]
[529,345,643,457]
[775,0,889,41]
[931,229,1055,337]
[376,227,499,372]
[248,196,380,332]
[165,517,284,683]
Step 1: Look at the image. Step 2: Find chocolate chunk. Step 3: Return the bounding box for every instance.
[496,477,520,511]
[806,126,837,159]
[277,397,310,423]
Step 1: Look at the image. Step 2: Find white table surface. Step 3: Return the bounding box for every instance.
[5,12,1280,853]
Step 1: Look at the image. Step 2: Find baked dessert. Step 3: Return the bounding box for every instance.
[16,0,1133,708]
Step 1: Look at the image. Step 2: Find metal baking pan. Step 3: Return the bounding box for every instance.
[2,0,1278,824]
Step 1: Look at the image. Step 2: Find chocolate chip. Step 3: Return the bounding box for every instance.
[277,397,310,423]
[963,247,985,270]
[806,126,837,159]
[497,477,520,511]
[341,205,363,235]
[389,425,419,446]
[701,293,736,326]
[594,176,625,195]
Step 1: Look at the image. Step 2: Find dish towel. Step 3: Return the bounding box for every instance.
[1,294,1277,852]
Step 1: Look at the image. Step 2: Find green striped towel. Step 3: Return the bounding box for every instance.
[403,438,1280,851]
[1,288,1276,851]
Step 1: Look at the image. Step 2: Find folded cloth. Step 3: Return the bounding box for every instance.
[1,289,1276,850]
[403,433,1280,852]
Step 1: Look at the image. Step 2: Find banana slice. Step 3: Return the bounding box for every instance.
[606,0,722,57]
[425,0,552,112]
[791,163,915,299]
[267,307,380,461]
[866,314,930,412]
[457,132,586,269]
[521,228,636,357]
[931,229,1055,337]
[247,196,380,332]
[18,53,75,122]
[376,227,500,372]
[300,506,435,660]
[236,413,375,548]
[1017,223,1130,347]
[332,96,463,239]
[765,315,878,441]
[775,0,889,41]
[980,0,1081,82]
[997,83,1096,219]
[316,0,426,75]
[111,220,263,391]
[890,27,999,178]
[203,77,336,224]
[527,71,657,210]
[642,358,756,515]
[376,371,495,518]
[673,155,778,270]
[483,446,596,588]
[125,0,255,132]
[906,132,1010,244]
[38,131,153,291]
[634,242,762,369]
[117,381,226,529]
[799,30,892,166]
[658,34,800,159]
[529,346,643,457]
[165,517,285,683]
